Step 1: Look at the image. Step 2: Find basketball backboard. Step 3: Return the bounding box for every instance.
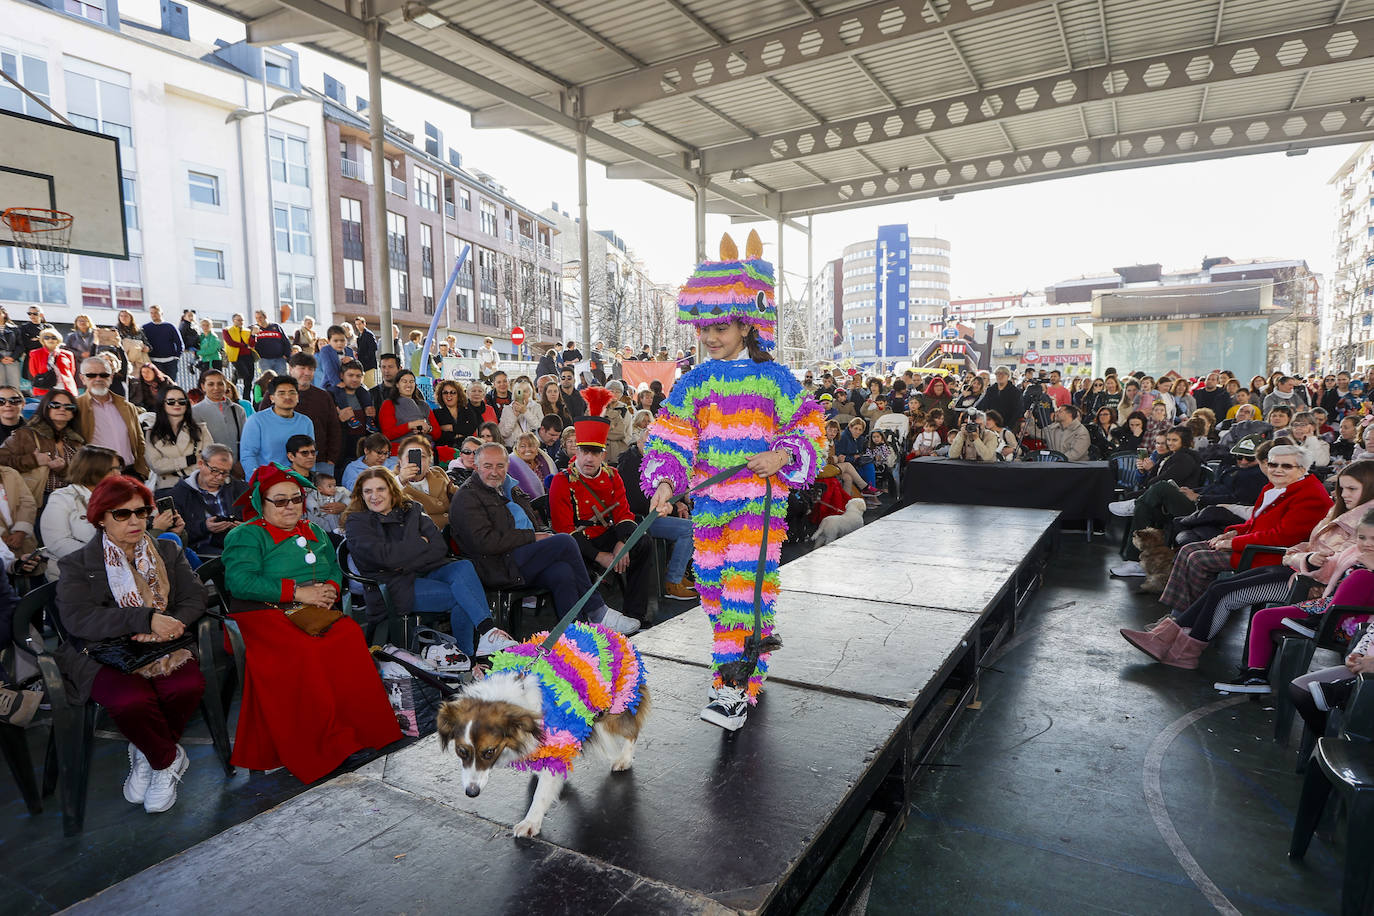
[0,108,127,259]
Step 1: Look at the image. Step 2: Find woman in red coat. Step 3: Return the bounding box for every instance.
[28,328,77,396]
[377,370,441,453]
[1124,444,1333,669]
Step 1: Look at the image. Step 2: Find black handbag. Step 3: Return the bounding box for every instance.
[83,632,195,674]
[31,366,57,388]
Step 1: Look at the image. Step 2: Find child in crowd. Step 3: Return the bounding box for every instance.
[307,471,345,534]
[869,428,898,491]
[927,407,950,443]
[911,417,943,457]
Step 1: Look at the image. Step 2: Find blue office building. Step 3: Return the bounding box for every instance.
[839,227,950,362]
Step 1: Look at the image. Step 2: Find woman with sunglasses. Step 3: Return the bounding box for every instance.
[222,464,401,782]
[445,435,482,487]
[432,379,480,449]
[144,387,210,497]
[1123,444,1335,669]
[52,473,208,814]
[0,389,85,500]
[28,328,77,397]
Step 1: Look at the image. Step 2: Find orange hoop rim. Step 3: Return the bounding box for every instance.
[2,207,74,234]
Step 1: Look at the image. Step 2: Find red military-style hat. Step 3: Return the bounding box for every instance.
[573,387,615,450]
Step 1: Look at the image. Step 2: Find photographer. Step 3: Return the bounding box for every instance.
[949,409,1000,462]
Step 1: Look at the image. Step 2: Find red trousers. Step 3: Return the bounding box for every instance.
[90,661,206,770]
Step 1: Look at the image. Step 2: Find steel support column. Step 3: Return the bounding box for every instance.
[806,214,814,364]
[366,15,393,351]
[693,179,707,264]
[577,125,592,349]
[776,218,785,361]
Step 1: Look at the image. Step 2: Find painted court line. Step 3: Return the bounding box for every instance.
[1143,696,1248,916]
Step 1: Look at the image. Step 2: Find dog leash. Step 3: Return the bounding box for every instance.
[534,462,777,682]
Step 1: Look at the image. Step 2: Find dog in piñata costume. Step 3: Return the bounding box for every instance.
[640,231,825,728]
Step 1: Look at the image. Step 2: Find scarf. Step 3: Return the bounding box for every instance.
[103,532,168,613]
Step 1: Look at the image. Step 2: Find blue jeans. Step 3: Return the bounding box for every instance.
[258,357,288,377]
[412,559,492,655]
[649,514,694,583]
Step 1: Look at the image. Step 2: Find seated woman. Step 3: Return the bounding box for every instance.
[984,409,1019,461]
[393,433,454,530]
[340,432,396,494]
[1287,410,1331,470]
[1108,423,1203,539]
[1087,407,1119,459]
[512,431,556,497]
[27,328,78,397]
[432,379,480,449]
[1111,410,1148,453]
[0,388,86,503]
[0,463,37,561]
[222,464,401,783]
[143,386,211,497]
[446,435,482,487]
[836,416,879,491]
[344,467,516,658]
[377,370,441,455]
[1287,571,1374,736]
[1122,443,1335,669]
[53,475,207,814]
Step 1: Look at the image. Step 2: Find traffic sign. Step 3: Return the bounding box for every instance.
[511,326,525,346]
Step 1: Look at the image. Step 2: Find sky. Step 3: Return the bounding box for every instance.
[137,0,1358,301]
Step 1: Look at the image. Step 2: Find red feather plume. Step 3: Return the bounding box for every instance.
[581,386,615,418]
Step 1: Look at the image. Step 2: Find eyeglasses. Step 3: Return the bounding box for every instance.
[48,403,75,412]
[0,397,23,406]
[460,448,478,455]
[108,506,154,521]
[83,372,111,380]
[163,398,188,406]
[201,465,230,478]
[1266,462,1301,470]
[262,494,306,507]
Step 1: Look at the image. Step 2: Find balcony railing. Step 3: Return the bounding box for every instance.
[388,176,406,197]
[340,158,368,182]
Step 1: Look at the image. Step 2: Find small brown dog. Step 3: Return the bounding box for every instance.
[1132,527,1177,594]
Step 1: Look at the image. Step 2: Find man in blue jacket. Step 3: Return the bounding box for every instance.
[142,305,183,382]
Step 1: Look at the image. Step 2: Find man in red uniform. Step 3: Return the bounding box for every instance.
[547,388,656,624]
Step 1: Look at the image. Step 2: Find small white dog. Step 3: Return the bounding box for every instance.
[812,497,867,547]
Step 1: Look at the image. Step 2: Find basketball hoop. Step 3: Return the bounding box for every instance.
[2,207,74,273]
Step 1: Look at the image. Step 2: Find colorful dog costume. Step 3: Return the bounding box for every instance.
[488,622,645,776]
[641,231,825,704]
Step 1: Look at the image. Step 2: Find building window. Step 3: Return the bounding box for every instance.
[479,290,498,326]
[414,168,439,212]
[0,51,51,119]
[340,197,363,261]
[390,267,410,311]
[193,247,226,283]
[479,200,497,235]
[460,188,471,211]
[65,65,132,152]
[503,207,514,242]
[1070,338,1079,348]
[122,175,138,230]
[343,258,365,305]
[1042,318,1052,327]
[1055,339,1064,349]
[268,133,309,186]
[387,211,407,261]
[278,272,315,319]
[64,0,106,22]
[1,246,65,303]
[188,171,220,207]
[422,274,435,315]
[263,52,292,89]
[1041,339,1050,349]
[273,205,311,254]
[1056,316,1066,326]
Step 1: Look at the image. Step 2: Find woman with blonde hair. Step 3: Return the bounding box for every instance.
[64,314,96,362]
[391,433,455,530]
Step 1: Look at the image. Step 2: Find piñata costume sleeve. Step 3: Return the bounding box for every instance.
[640,232,825,703]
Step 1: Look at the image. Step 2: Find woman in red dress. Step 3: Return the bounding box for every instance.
[221,464,401,782]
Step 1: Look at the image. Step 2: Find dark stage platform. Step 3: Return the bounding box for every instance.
[70,503,1059,915]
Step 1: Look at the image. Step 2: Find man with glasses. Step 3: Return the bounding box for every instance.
[75,357,149,479]
[0,385,23,448]
[239,376,314,476]
[555,367,586,426]
[170,443,246,557]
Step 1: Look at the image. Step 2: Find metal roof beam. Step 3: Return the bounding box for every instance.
[258,0,794,226]
[245,8,336,44]
[696,18,1374,173]
[776,100,1374,214]
[579,0,1057,116]
[521,0,646,69]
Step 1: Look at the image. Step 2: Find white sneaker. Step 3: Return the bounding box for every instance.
[421,643,471,676]
[143,745,189,814]
[476,628,519,656]
[1108,499,1136,518]
[123,743,154,805]
[700,685,748,731]
[592,607,641,636]
[1110,560,1146,577]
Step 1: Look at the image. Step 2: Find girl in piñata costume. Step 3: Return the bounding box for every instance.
[642,231,825,731]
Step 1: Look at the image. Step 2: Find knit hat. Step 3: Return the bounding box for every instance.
[573,387,615,450]
[234,463,315,520]
[677,231,776,350]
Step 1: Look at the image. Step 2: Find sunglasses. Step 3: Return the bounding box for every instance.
[263,494,306,508]
[163,398,189,406]
[1266,462,1301,470]
[48,403,75,412]
[108,506,154,521]
[83,372,111,380]
[0,397,23,406]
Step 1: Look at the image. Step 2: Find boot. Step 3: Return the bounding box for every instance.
[1161,633,1207,670]
[1120,617,1183,662]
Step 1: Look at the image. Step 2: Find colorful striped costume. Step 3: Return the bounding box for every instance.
[641,233,825,702]
[488,622,646,777]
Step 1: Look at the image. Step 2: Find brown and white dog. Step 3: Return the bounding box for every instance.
[436,662,651,838]
[1132,527,1177,594]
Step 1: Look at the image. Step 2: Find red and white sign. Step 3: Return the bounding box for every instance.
[510,326,526,346]
[1023,349,1040,363]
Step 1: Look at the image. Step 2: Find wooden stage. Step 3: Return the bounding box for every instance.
[69,503,1059,915]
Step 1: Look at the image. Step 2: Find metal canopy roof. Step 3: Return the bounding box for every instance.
[195,0,1374,220]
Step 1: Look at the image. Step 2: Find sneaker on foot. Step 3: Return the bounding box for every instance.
[665,580,699,601]
[143,745,189,814]
[1214,671,1271,694]
[593,607,641,636]
[1108,499,1136,518]
[475,628,519,656]
[1310,679,1341,713]
[700,685,748,731]
[123,743,154,805]
[1110,560,1146,577]
[421,643,472,674]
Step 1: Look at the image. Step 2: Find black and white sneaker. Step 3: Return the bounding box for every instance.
[1310,680,1341,712]
[1214,671,1271,694]
[700,685,749,731]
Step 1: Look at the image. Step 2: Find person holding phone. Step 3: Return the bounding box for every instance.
[170,444,246,558]
[497,377,544,448]
[390,434,454,531]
